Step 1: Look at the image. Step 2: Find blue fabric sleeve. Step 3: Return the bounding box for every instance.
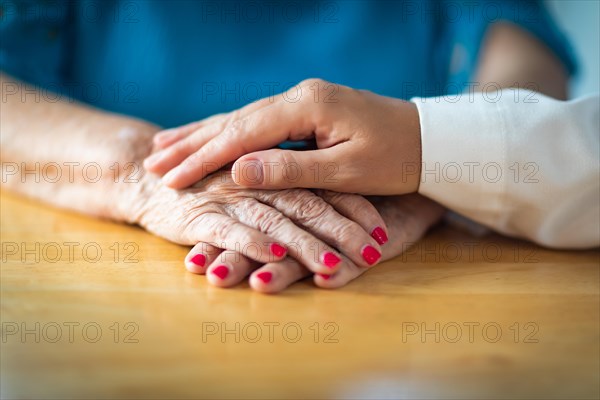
[440,0,578,89]
[0,0,71,87]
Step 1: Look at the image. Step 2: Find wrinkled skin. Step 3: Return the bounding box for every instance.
[132,170,444,293]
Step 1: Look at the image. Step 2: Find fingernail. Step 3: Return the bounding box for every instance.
[371,227,388,245]
[317,273,332,280]
[256,271,272,284]
[238,159,263,184]
[361,245,381,266]
[190,254,206,267]
[270,243,287,258]
[322,252,341,268]
[211,265,229,279]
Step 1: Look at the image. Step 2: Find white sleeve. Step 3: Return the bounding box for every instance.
[411,90,600,249]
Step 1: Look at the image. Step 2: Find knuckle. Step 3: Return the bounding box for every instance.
[284,229,319,260]
[286,192,332,225]
[343,194,373,216]
[319,190,380,222]
[212,219,234,242]
[331,221,361,245]
[248,207,288,236]
[227,109,242,122]
[227,118,247,136]
[296,78,330,105]
[299,77,328,88]
[220,119,250,154]
[180,211,217,243]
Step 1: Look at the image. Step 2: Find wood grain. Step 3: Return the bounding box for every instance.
[1,190,598,399]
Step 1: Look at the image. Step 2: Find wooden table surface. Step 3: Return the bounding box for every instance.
[1,190,598,399]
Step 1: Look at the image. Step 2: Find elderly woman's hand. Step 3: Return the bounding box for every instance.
[127,169,388,279]
[311,194,444,290]
[182,193,444,293]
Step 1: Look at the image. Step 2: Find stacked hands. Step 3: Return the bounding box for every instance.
[141,79,443,293]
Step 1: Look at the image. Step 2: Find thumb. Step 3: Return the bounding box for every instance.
[232,148,344,190]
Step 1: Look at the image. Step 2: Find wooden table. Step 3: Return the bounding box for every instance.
[1,190,598,399]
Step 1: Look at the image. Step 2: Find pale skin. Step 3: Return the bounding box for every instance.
[3,23,567,293]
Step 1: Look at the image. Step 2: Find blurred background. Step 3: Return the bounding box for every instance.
[547,0,600,97]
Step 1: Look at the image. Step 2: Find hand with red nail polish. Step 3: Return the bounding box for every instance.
[211,265,229,280]
[190,254,206,267]
[182,194,442,294]
[269,243,287,258]
[371,227,388,245]
[314,194,444,290]
[146,79,422,195]
[255,271,272,284]
[361,245,381,266]
[322,252,341,268]
[140,168,391,286]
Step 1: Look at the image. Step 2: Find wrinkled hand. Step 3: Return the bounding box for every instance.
[182,193,444,293]
[313,194,444,289]
[129,170,389,279]
[144,79,422,195]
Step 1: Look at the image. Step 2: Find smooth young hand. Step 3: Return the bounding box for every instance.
[143,79,423,195]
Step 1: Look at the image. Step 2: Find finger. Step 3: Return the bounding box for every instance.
[231,147,347,190]
[153,113,232,149]
[205,250,259,288]
[189,213,288,264]
[221,95,280,123]
[228,201,345,275]
[249,258,311,294]
[184,242,223,274]
[146,96,279,175]
[371,194,445,260]
[314,254,366,289]
[153,121,205,149]
[316,191,389,245]
[314,195,445,288]
[144,121,230,175]
[162,95,316,189]
[258,190,383,269]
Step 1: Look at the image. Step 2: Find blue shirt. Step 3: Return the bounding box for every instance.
[1,0,577,128]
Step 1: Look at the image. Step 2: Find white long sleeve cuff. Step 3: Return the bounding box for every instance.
[412,90,599,249]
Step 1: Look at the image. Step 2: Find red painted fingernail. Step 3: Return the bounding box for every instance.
[361,245,381,266]
[371,227,388,245]
[317,273,332,280]
[270,243,287,258]
[256,271,272,284]
[190,254,206,267]
[322,252,341,268]
[211,265,229,279]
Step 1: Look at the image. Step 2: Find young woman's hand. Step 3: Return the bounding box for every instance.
[144,79,422,195]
